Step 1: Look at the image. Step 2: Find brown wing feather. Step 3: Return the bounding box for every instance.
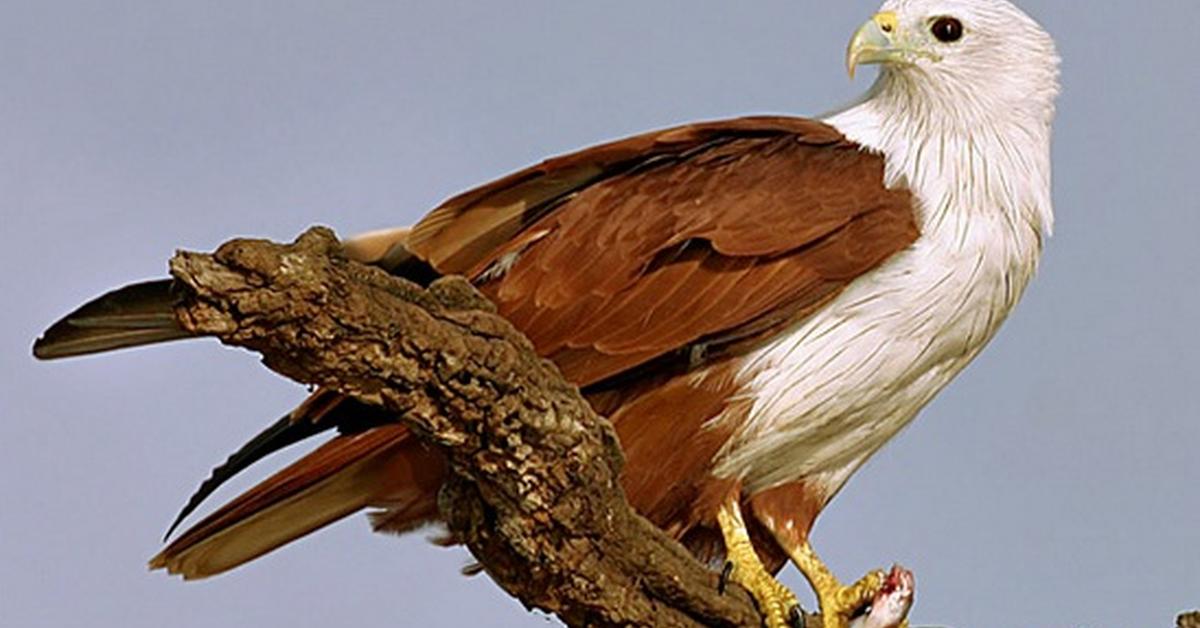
[406,116,847,274]
[432,123,919,388]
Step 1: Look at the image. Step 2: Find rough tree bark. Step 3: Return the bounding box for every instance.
[166,227,819,628]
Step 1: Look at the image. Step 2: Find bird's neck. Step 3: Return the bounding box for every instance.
[824,71,1056,243]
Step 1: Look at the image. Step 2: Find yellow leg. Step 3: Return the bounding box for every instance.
[785,540,910,628]
[717,500,802,628]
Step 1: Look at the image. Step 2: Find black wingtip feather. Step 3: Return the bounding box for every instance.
[163,413,331,541]
[33,279,190,360]
[162,399,397,541]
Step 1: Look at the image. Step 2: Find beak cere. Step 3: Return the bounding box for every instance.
[847,11,902,78]
[873,11,900,34]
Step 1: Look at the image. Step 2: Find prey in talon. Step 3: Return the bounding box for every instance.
[850,566,915,628]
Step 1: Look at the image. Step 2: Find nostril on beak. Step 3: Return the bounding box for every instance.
[873,11,899,36]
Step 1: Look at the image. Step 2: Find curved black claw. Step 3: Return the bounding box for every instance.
[787,603,805,628]
[718,560,735,595]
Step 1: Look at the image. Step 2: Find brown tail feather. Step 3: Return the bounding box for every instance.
[150,424,444,580]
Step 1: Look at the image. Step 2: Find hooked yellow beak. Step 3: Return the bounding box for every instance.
[846,11,906,78]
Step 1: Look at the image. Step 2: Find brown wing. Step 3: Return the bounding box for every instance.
[148,116,919,577]
[409,116,918,387]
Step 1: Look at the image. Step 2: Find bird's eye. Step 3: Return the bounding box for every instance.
[930,17,964,43]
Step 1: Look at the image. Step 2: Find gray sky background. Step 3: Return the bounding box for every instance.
[2,1,1197,627]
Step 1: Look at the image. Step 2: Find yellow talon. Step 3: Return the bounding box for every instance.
[784,540,912,628]
[717,501,802,628]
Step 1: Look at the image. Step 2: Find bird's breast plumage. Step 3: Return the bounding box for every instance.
[712,97,1051,498]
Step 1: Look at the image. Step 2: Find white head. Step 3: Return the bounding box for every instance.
[848,0,1060,134]
[834,0,1060,238]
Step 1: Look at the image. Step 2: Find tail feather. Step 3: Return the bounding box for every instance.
[162,411,334,541]
[163,390,397,541]
[149,424,443,580]
[33,279,189,359]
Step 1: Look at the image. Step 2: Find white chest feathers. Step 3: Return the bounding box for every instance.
[711,101,1051,495]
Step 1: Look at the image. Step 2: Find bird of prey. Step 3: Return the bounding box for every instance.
[33,1,1059,626]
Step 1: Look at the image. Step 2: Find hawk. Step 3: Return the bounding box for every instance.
[34,1,1059,626]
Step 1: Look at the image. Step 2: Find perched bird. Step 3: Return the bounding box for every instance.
[33,1,1059,626]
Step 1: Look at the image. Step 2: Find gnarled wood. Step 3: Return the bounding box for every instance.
[165,226,819,628]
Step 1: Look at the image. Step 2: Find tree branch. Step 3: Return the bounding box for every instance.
[166,227,810,627]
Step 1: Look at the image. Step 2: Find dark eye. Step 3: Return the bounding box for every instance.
[930,17,964,43]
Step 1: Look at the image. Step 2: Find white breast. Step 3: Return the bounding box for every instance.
[710,100,1051,497]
